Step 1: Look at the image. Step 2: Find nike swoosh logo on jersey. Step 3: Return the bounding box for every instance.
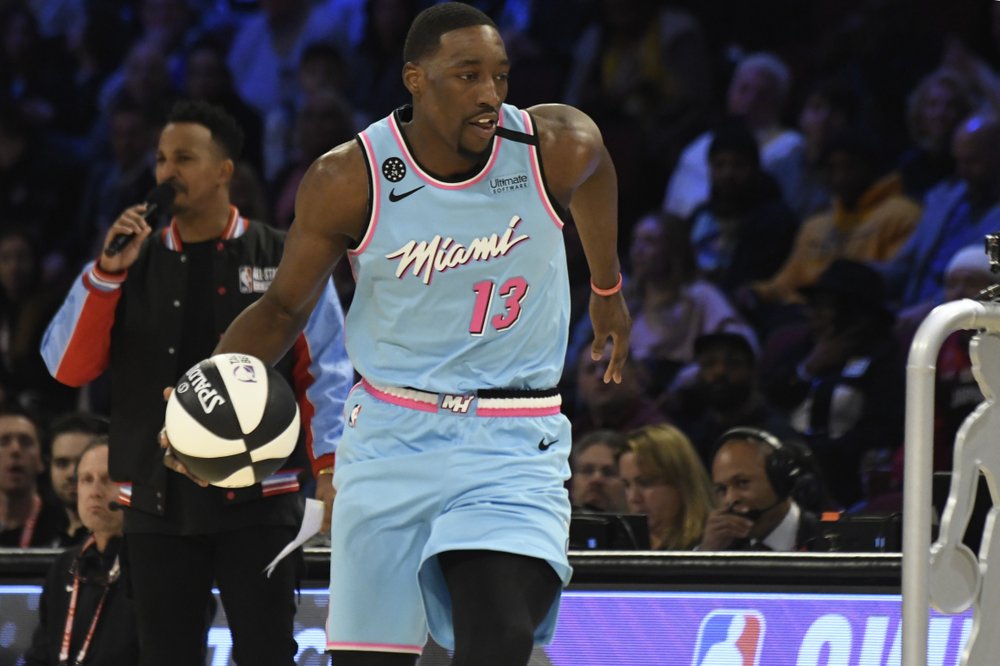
[388,185,426,202]
[538,438,558,451]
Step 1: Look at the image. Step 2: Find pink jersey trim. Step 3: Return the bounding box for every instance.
[388,112,502,190]
[348,133,381,274]
[361,379,438,413]
[520,110,564,230]
[327,642,423,654]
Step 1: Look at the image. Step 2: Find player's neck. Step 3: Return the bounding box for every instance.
[173,196,233,242]
[401,118,483,179]
[0,489,37,528]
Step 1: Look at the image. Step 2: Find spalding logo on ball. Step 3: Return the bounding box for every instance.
[165,353,300,488]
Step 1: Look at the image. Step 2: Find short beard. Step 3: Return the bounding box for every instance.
[458,139,492,163]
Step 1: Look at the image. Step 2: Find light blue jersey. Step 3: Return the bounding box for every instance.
[348,103,570,392]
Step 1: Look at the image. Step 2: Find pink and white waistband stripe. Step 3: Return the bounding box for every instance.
[327,641,423,654]
[360,379,562,416]
[361,379,438,412]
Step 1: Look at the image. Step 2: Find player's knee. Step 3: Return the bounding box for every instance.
[453,614,535,666]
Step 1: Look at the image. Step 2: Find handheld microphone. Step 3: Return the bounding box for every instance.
[108,501,124,511]
[104,182,177,257]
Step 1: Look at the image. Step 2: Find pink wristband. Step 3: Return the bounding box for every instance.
[591,273,623,296]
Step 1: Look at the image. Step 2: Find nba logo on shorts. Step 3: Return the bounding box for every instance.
[691,609,764,666]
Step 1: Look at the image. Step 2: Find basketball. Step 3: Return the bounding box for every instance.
[164,353,300,488]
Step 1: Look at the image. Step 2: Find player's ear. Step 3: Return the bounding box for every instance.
[403,62,422,97]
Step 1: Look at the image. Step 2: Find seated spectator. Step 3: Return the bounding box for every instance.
[0,227,77,416]
[785,78,861,220]
[23,438,140,665]
[0,403,62,547]
[663,52,804,219]
[571,344,667,441]
[700,428,823,551]
[348,0,420,122]
[761,260,905,508]
[271,89,355,228]
[0,108,81,269]
[569,430,628,513]
[688,119,798,294]
[897,68,976,201]
[895,244,998,473]
[620,424,715,550]
[749,128,921,316]
[262,41,354,182]
[624,211,758,394]
[182,37,265,177]
[882,113,1000,309]
[46,412,110,548]
[227,0,360,119]
[666,332,796,470]
[74,97,157,264]
[564,0,712,224]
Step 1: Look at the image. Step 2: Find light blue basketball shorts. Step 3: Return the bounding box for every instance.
[325,380,573,655]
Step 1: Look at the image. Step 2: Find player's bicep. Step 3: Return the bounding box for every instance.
[269,147,367,316]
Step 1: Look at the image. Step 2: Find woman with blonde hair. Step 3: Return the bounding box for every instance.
[621,423,715,550]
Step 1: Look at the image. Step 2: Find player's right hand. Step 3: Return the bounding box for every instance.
[589,290,631,384]
[97,205,153,274]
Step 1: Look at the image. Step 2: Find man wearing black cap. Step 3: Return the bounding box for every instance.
[688,119,798,294]
[760,259,905,508]
[666,331,796,470]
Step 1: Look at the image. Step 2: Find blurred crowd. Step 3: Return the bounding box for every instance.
[4,0,1000,559]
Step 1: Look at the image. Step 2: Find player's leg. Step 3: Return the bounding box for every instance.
[439,550,562,666]
[418,413,573,662]
[327,387,441,663]
[214,524,299,666]
[124,533,215,666]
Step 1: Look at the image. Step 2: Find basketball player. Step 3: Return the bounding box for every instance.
[41,101,353,665]
[216,4,630,665]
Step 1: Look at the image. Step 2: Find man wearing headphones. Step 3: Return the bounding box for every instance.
[699,427,823,551]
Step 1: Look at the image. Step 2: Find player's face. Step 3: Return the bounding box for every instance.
[51,432,91,508]
[0,415,42,495]
[155,122,232,215]
[408,25,510,164]
[76,446,123,538]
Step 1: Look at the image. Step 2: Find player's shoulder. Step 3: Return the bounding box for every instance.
[296,138,370,240]
[526,104,603,147]
[306,138,367,191]
[525,104,604,194]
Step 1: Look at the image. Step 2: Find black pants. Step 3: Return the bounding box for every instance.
[125,526,299,666]
[331,550,561,666]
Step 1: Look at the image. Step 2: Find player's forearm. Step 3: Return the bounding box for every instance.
[216,295,309,364]
[570,146,621,287]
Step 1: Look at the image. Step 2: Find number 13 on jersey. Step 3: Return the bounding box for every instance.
[469,277,529,335]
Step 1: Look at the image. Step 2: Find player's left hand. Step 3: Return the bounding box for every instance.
[159,386,209,487]
[589,290,631,383]
[314,476,336,534]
